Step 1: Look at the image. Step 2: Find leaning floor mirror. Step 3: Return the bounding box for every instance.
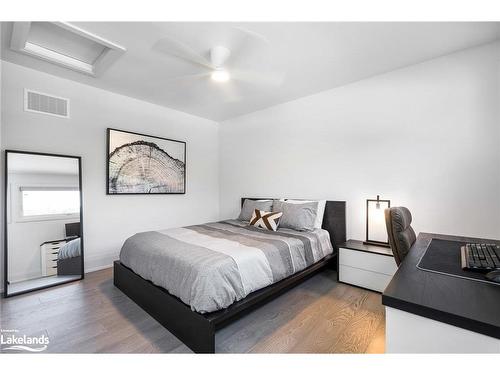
[4,150,84,297]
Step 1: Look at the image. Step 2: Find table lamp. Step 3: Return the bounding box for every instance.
[364,195,390,247]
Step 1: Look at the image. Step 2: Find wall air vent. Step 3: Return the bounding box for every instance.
[24,89,70,118]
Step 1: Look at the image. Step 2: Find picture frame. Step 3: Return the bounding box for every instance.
[106,128,186,195]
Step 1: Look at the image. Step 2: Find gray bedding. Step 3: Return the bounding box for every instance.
[119,220,333,313]
[58,238,81,260]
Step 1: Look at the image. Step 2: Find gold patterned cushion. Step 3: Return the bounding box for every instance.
[249,209,283,231]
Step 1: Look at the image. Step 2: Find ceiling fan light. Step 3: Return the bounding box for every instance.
[211,70,230,82]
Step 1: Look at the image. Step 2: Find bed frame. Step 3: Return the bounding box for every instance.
[57,255,82,276]
[113,198,346,353]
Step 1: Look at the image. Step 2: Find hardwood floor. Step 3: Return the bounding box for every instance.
[0,267,385,353]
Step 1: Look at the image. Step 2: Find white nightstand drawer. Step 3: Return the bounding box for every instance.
[41,240,66,276]
[46,262,58,276]
[339,265,393,293]
[46,256,58,265]
[45,247,60,255]
[339,247,397,276]
[45,244,63,249]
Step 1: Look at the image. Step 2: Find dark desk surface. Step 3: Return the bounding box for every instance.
[339,239,394,257]
[382,232,500,339]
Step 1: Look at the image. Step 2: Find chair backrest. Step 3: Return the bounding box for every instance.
[384,207,416,266]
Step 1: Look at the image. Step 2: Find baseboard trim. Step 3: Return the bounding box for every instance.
[8,273,43,284]
[83,250,118,275]
[85,263,113,274]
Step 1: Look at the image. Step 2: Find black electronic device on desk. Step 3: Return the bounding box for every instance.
[461,243,500,283]
[461,243,500,271]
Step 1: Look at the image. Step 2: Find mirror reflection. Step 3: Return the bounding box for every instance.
[6,151,83,296]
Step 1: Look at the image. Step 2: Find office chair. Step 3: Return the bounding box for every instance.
[385,207,416,266]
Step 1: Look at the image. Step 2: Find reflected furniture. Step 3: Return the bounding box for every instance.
[40,239,69,276]
[40,237,81,276]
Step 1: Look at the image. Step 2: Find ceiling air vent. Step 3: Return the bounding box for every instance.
[24,89,70,118]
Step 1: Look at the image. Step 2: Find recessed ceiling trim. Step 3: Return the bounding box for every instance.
[10,22,126,77]
[23,42,94,74]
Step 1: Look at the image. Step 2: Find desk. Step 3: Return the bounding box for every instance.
[382,232,500,353]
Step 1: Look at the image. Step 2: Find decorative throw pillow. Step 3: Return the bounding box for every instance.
[249,209,283,231]
[272,200,318,231]
[238,199,273,221]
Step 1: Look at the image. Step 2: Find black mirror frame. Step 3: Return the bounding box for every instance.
[3,150,84,297]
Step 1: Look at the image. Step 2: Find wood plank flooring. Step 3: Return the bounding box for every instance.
[0,267,385,353]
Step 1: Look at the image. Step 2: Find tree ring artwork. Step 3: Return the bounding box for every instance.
[107,128,186,194]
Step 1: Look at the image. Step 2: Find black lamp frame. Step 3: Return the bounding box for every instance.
[364,195,391,248]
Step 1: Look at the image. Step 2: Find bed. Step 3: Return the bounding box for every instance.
[113,198,346,353]
[57,238,82,276]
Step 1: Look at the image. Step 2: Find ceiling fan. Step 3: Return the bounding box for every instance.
[152,27,284,100]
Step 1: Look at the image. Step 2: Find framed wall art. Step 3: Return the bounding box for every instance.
[107,128,186,194]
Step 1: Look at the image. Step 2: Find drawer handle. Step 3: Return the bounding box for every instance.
[52,266,58,269]
[51,252,59,255]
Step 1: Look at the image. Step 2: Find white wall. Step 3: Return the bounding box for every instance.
[1,61,220,283]
[220,42,500,241]
[7,172,79,282]
[0,23,3,291]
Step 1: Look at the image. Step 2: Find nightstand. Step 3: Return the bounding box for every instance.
[40,239,69,276]
[338,239,397,293]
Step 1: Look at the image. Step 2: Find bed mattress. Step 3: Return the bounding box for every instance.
[119,220,333,313]
[58,238,81,260]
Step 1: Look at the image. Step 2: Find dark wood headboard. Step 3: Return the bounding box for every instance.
[241,198,346,251]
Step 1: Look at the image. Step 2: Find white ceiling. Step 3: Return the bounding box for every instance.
[2,22,499,121]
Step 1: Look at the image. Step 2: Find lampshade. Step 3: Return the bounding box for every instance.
[364,195,390,247]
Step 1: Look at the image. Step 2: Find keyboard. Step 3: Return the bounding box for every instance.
[461,243,500,272]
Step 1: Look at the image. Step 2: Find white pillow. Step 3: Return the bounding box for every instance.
[283,199,326,229]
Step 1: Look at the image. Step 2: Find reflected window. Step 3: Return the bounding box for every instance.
[20,187,80,218]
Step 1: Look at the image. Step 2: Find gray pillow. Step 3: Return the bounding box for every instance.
[238,199,273,221]
[272,200,319,231]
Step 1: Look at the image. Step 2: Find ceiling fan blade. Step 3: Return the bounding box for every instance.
[227,27,271,67]
[164,72,210,84]
[233,26,270,46]
[231,69,285,88]
[153,36,214,69]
